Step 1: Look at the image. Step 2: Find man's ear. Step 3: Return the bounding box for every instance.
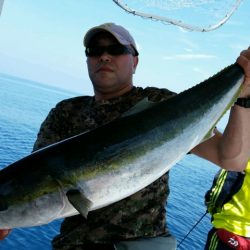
[133,56,139,73]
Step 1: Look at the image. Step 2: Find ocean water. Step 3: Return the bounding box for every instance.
[0,73,219,250]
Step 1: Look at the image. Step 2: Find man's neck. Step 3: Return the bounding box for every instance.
[94,84,134,101]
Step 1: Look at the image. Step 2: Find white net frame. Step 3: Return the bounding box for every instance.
[0,0,4,16]
[112,0,243,32]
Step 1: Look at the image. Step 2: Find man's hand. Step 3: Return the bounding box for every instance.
[0,229,12,240]
[237,46,250,97]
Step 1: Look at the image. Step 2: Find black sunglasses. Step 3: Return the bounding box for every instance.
[85,44,138,57]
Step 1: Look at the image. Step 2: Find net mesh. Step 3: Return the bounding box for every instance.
[113,0,243,31]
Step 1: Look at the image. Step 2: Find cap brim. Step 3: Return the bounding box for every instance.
[84,27,128,47]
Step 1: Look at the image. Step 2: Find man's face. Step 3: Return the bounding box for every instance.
[86,32,138,98]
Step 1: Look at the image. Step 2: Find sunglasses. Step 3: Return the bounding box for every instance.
[85,44,138,57]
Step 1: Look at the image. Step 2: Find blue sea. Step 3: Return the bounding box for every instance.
[0,73,220,250]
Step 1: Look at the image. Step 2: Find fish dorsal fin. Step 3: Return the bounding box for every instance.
[66,189,93,218]
[121,98,157,118]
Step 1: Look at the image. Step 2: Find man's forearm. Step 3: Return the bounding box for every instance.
[219,104,250,171]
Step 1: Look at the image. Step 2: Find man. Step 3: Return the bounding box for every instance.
[0,23,250,250]
[205,155,250,249]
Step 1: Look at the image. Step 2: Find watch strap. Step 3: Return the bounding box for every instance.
[235,97,250,108]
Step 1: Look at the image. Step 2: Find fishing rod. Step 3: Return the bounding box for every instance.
[177,211,208,249]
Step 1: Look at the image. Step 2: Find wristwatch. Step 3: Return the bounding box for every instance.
[235,97,250,108]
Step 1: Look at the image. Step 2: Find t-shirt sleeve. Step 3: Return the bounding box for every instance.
[32,104,64,152]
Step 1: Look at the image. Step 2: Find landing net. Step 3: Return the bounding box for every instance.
[113,0,243,32]
[0,0,4,16]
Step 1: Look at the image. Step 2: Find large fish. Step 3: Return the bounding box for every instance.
[0,63,244,229]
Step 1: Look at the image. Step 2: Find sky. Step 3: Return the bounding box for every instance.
[0,0,250,96]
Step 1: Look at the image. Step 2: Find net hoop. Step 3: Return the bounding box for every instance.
[113,0,243,32]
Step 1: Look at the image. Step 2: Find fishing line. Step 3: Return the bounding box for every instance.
[172,162,209,248]
[112,0,243,32]
[177,210,208,249]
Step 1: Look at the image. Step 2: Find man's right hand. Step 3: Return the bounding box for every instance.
[0,229,12,240]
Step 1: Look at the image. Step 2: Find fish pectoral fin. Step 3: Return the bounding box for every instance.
[66,189,93,218]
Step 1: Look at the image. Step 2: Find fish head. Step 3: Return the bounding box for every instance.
[0,170,65,229]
